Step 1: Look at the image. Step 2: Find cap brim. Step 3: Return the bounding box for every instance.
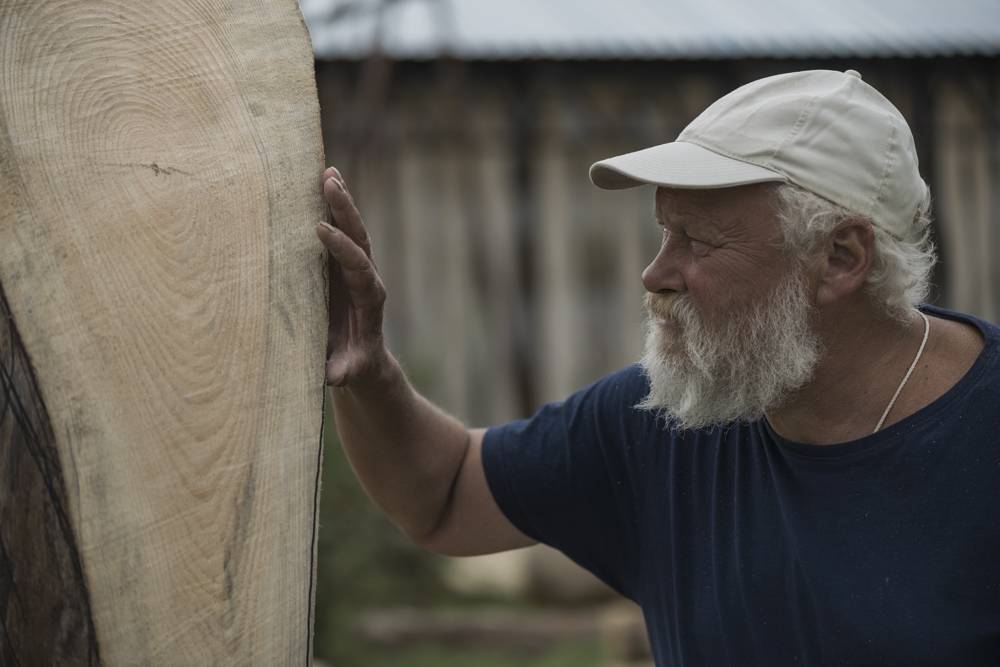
[589,140,786,190]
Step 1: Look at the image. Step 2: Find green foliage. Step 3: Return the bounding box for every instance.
[312,404,451,663]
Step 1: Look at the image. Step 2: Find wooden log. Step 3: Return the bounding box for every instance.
[0,0,327,663]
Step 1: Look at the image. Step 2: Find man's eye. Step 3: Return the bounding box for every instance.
[658,225,711,256]
[689,237,712,256]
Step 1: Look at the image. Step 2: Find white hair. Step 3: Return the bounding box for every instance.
[774,183,937,321]
[638,270,821,430]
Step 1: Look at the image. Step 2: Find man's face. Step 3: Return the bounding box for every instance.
[638,185,822,429]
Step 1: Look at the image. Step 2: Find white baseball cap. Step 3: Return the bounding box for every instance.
[589,69,927,235]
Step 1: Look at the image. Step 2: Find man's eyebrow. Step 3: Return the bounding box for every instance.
[656,206,723,237]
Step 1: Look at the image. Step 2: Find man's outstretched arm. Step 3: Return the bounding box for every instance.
[315,166,535,556]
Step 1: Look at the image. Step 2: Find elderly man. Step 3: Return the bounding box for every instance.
[315,70,999,665]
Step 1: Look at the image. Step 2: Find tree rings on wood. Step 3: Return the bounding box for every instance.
[0,0,327,662]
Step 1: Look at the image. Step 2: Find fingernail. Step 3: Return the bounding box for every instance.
[324,176,346,193]
[318,221,337,234]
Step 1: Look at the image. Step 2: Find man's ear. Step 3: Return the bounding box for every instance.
[815,218,875,307]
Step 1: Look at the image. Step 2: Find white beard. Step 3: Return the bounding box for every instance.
[637,271,822,431]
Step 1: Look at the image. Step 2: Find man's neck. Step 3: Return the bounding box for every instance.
[766,302,982,445]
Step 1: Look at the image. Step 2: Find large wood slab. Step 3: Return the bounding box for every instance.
[0,0,327,663]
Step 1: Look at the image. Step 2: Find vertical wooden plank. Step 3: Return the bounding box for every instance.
[438,142,471,420]
[474,98,521,424]
[536,95,577,405]
[935,81,996,321]
[611,182,649,366]
[396,135,442,389]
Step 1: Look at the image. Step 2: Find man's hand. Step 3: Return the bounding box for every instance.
[314,165,535,555]
[315,166,388,386]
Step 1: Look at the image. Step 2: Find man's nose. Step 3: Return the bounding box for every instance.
[641,242,685,294]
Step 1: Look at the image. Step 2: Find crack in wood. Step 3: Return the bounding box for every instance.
[99,162,195,177]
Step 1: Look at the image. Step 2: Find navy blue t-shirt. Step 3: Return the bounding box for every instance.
[482,305,1000,666]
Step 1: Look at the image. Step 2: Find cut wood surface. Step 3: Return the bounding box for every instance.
[0,0,327,663]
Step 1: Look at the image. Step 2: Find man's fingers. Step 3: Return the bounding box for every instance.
[322,172,373,259]
[316,221,366,271]
[316,223,385,310]
[320,165,372,258]
[321,165,341,186]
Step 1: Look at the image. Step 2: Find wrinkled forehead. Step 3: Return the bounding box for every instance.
[654,183,783,238]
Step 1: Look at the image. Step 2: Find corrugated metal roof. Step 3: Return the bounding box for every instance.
[299,0,1000,60]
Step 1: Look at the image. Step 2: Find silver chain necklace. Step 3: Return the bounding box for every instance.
[873,311,930,433]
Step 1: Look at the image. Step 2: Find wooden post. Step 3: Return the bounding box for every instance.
[0,0,327,663]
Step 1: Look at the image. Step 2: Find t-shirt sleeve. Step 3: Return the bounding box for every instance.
[481,365,648,600]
